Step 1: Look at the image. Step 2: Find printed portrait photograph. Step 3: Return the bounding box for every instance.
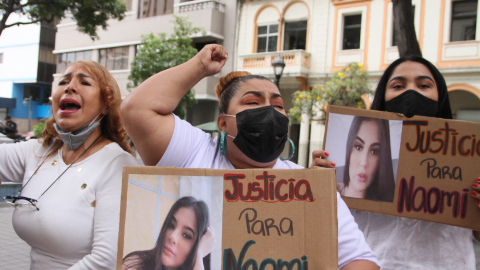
[324,113,403,202]
[120,174,224,270]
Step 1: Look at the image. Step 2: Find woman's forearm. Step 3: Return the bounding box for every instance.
[119,44,228,166]
[122,56,207,116]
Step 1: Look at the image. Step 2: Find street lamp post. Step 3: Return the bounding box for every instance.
[23,96,32,131]
[272,55,285,88]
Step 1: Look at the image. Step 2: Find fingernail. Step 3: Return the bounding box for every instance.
[472,191,477,196]
[325,152,329,157]
[474,183,479,188]
[477,200,480,205]
[331,162,336,167]
[477,177,480,182]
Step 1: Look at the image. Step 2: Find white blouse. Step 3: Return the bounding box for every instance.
[1,139,137,270]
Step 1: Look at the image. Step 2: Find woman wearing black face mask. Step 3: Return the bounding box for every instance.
[370,56,452,119]
[312,57,476,270]
[121,45,380,270]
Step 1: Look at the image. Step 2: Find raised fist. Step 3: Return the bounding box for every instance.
[195,44,229,77]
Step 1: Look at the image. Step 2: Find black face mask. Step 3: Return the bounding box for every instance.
[225,106,289,163]
[384,90,438,118]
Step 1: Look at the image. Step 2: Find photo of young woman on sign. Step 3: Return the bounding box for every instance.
[123,196,214,270]
[338,116,396,202]
[324,114,402,202]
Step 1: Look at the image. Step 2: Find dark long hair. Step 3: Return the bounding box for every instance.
[370,56,453,119]
[123,196,211,270]
[343,116,395,202]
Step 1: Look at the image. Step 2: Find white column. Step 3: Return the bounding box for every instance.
[309,121,325,166]
[297,113,310,167]
[308,105,325,165]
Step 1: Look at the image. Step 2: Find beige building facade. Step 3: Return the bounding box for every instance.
[53,0,240,126]
[236,0,480,165]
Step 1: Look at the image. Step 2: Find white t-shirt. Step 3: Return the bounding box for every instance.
[352,211,475,270]
[158,115,379,268]
[0,139,137,270]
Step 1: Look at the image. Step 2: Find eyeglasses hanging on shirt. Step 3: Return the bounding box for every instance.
[3,134,102,211]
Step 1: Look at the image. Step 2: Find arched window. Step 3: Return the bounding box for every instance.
[255,5,281,52]
[283,1,309,51]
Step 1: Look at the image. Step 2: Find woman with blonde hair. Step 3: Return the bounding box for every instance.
[1,60,137,269]
[121,44,379,270]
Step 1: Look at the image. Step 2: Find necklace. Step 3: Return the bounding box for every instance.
[16,134,103,201]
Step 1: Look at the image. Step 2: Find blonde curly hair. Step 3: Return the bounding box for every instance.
[43,60,132,154]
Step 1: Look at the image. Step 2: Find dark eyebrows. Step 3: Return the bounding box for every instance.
[355,137,381,148]
[241,91,264,98]
[388,76,406,84]
[271,93,283,99]
[60,72,94,80]
[61,72,72,79]
[184,226,195,236]
[171,215,195,236]
[415,75,435,84]
[388,75,435,84]
[78,73,94,80]
[241,91,283,100]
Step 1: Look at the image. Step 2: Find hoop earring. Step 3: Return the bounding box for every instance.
[220,131,226,156]
[280,138,295,161]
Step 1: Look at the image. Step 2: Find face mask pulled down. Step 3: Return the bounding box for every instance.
[384,89,438,118]
[54,107,106,151]
[225,106,289,163]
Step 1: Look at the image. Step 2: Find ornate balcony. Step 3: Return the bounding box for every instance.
[238,50,311,76]
[175,0,225,13]
[173,0,225,39]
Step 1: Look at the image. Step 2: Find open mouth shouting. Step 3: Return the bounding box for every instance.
[60,99,81,114]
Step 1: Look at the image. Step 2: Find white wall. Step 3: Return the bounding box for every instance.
[0,13,40,97]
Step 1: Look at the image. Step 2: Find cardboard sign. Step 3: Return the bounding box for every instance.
[324,105,480,231]
[117,166,338,270]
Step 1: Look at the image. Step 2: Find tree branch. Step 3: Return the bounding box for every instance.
[4,19,43,29]
[0,0,16,36]
[22,0,56,8]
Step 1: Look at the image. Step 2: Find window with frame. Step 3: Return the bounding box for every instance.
[99,46,129,70]
[283,21,307,51]
[450,0,478,42]
[138,0,173,18]
[23,85,41,101]
[257,24,278,53]
[56,50,92,72]
[342,14,362,50]
[392,6,416,46]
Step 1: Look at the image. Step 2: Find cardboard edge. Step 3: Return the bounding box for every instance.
[116,166,130,270]
[304,168,338,269]
[323,105,332,151]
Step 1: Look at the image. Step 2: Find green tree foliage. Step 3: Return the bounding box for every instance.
[128,15,203,119]
[33,122,45,137]
[0,0,126,39]
[289,62,373,123]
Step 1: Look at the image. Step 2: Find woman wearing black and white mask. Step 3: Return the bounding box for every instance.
[1,60,137,269]
[120,44,380,270]
[312,56,477,270]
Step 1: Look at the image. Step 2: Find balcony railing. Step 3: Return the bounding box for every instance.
[175,0,225,13]
[239,50,311,75]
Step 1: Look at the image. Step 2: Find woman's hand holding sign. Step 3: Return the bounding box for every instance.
[309,150,335,168]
